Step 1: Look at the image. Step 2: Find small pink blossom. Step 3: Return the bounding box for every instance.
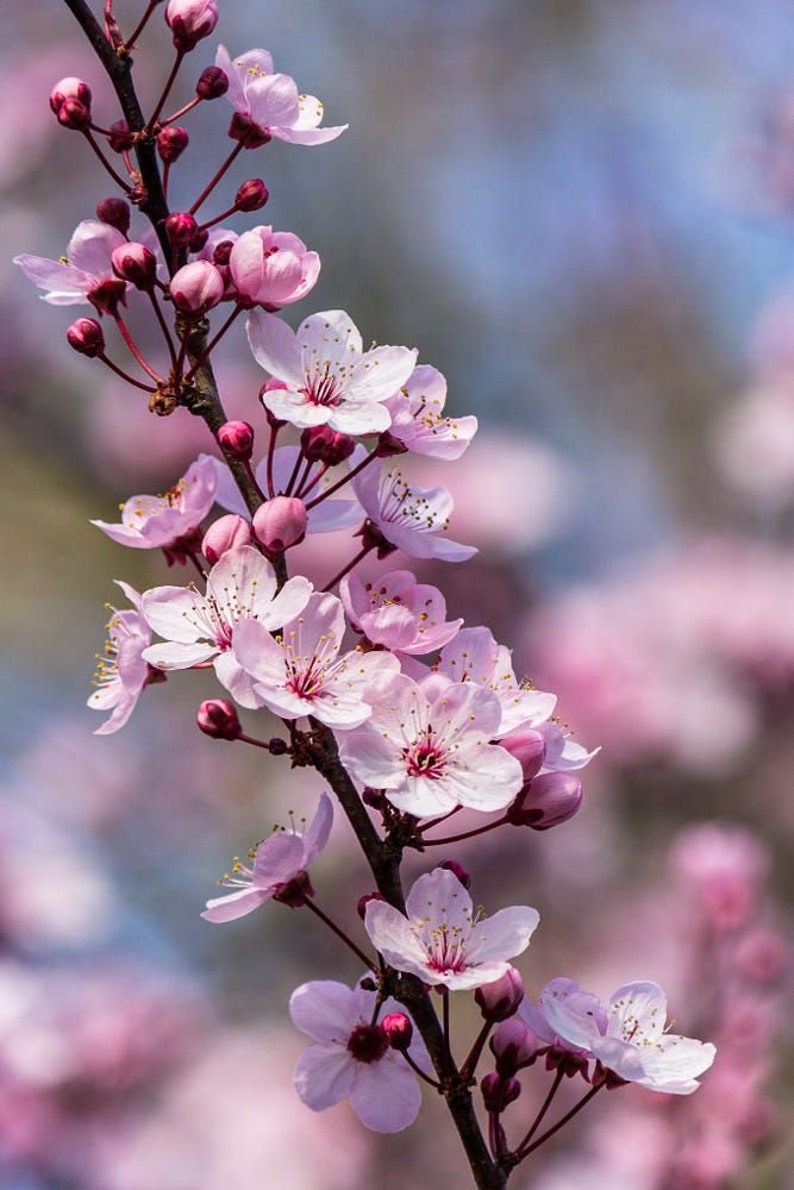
[87,582,159,734]
[91,457,217,551]
[364,867,540,991]
[229,226,320,308]
[248,309,417,434]
[340,569,463,654]
[253,495,308,554]
[15,219,127,311]
[384,365,478,459]
[290,978,428,1132]
[165,0,218,52]
[170,260,225,314]
[216,46,348,146]
[202,793,333,922]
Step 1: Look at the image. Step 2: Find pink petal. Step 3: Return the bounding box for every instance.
[289,980,357,1042]
[349,1059,421,1132]
[247,310,304,388]
[294,1044,355,1110]
[201,887,271,923]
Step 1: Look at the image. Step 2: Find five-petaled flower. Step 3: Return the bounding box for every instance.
[340,569,463,655]
[384,364,478,460]
[91,457,217,555]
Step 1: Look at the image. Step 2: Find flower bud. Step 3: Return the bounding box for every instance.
[49,77,92,116]
[165,211,199,247]
[66,317,105,357]
[375,430,409,458]
[439,859,471,890]
[228,112,271,149]
[108,120,134,153]
[169,260,224,314]
[381,1013,413,1052]
[506,772,583,831]
[196,65,229,100]
[235,179,269,212]
[356,892,384,921]
[189,227,209,253]
[197,698,241,740]
[56,97,91,131]
[500,727,545,782]
[475,968,524,1023]
[300,425,356,465]
[268,737,289,756]
[157,125,189,164]
[202,515,252,565]
[253,496,307,555]
[481,1073,521,1113]
[490,1018,540,1077]
[165,0,218,52]
[217,420,255,461]
[212,240,235,267]
[96,196,131,236]
[111,242,157,289]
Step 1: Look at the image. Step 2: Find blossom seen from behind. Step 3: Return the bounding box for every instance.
[88,582,159,735]
[91,457,217,552]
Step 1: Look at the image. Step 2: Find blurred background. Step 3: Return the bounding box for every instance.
[1,0,793,1186]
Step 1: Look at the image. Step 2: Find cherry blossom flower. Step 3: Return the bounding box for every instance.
[202,793,333,923]
[384,365,478,459]
[537,978,716,1095]
[87,582,160,734]
[14,219,128,311]
[247,309,417,434]
[364,867,540,991]
[337,672,524,817]
[289,978,428,1132]
[216,47,348,146]
[141,546,312,707]
[233,591,399,727]
[341,569,462,655]
[91,457,217,552]
[229,226,320,308]
[349,449,476,562]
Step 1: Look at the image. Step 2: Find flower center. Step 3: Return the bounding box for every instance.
[347,1024,389,1065]
[404,730,447,779]
[302,362,344,408]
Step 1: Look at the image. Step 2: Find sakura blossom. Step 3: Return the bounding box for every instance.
[228,226,320,308]
[289,978,427,1132]
[141,546,312,707]
[91,456,217,551]
[538,978,717,1095]
[248,309,417,434]
[364,867,540,991]
[349,448,476,562]
[340,569,463,655]
[337,672,524,817]
[384,364,478,459]
[216,47,348,147]
[233,591,399,727]
[87,582,158,735]
[14,219,128,311]
[202,794,333,923]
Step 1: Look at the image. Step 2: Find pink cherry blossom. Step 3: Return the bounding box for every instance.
[202,793,333,922]
[216,47,348,146]
[14,219,127,310]
[229,226,320,308]
[87,582,159,735]
[233,591,399,727]
[538,978,716,1095]
[91,457,217,551]
[141,546,312,707]
[289,978,427,1132]
[384,364,478,459]
[340,569,463,654]
[349,449,476,562]
[337,672,524,817]
[364,867,540,991]
[247,309,417,434]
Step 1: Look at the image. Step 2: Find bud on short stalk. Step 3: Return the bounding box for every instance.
[202,515,252,564]
[481,1073,522,1113]
[157,125,189,164]
[96,197,131,235]
[197,699,241,740]
[57,98,92,131]
[506,772,583,831]
[475,967,524,1023]
[49,77,92,116]
[108,120,134,152]
[169,260,224,314]
[253,496,307,555]
[165,0,219,52]
[165,211,199,247]
[300,424,356,465]
[357,892,384,921]
[67,317,105,357]
[196,65,229,100]
[490,1018,541,1077]
[217,420,254,461]
[381,1013,413,1052]
[111,242,157,290]
[235,179,269,212]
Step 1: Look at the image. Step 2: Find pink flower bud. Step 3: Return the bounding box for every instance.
[196,65,229,100]
[475,968,524,1023]
[111,242,157,289]
[500,727,546,782]
[381,1013,413,1051]
[165,211,199,247]
[197,699,241,740]
[108,120,134,152]
[235,179,269,212]
[481,1073,521,1113]
[96,196,131,235]
[228,112,271,149]
[169,260,224,314]
[490,1018,540,1077]
[66,317,105,357]
[201,515,252,565]
[439,859,471,889]
[49,77,92,116]
[165,0,218,52]
[357,892,384,921]
[507,772,583,831]
[300,425,356,465]
[56,97,91,131]
[217,420,255,461]
[252,496,307,555]
[157,125,189,164]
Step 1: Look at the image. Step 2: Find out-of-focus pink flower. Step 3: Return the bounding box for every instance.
[229,227,320,308]
[91,457,217,551]
[15,220,127,311]
[672,824,769,931]
[383,365,478,459]
[340,569,462,654]
[87,582,158,735]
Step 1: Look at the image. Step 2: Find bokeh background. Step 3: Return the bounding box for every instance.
[1,0,793,1186]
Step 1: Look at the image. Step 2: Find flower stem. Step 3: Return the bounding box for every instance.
[123,0,160,51]
[302,898,377,972]
[304,443,379,509]
[512,1079,606,1164]
[147,50,185,132]
[189,141,245,215]
[184,305,245,380]
[83,129,132,192]
[321,543,373,592]
[514,1068,564,1155]
[112,312,164,383]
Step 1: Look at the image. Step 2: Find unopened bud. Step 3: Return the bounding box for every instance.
[490,1018,540,1077]
[439,859,471,890]
[57,97,91,131]
[506,772,583,831]
[253,496,307,555]
[268,737,289,755]
[217,420,254,461]
[500,727,545,782]
[165,0,219,52]
[235,178,269,212]
[96,196,131,235]
[228,112,271,149]
[196,65,229,100]
[157,125,189,164]
[189,228,208,253]
[66,317,104,357]
[197,698,241,740]
[300,425,356,465]
[212,239,235,266]
[375,430,408,458]
[202,515,252,565]
[481,1073,521,1113]
[49,77,92,116]
[475,968,524,1023]
[381,1012,413,1051]
[111,242,157,289]
[165,211,199,247]
[357,892,384,921]
[108,119,134,152]
[169,260,224,314]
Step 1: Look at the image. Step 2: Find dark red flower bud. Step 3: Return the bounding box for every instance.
[381,1013,413,1051]
[228,112,271,149]
[188,228,209,253]
[272,868,313,908]
[66,317,105,357]
[235,178,269,212]
[268,737,289,755]
[439,859,471,889]
[217,420,254,461]
[212,240,235,266]
[111,242,157,289]
[108,120,135,153]
[300,425,356,465]
[481,1073,522,1113]
[197,698,241,740]
[96,197,131,236]
[157,125,189,164]
[196,65,229,100]
[57,97,91,131]
[165,211,199,247]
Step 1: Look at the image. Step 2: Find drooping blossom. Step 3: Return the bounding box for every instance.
[349,448,476,562]
[202,793,333,922]
[91,456,217,552]
[340,569,462,655]
[384,365,478,459]
[289,978,428,1132]
[216,47,348,146]
[337,672,524,817]
[141,546,312,707]
[233,591,399,727]
[229,226,320,308]
[14,219,128,311]
[87,582,160,734]
[248,309,417,434]
[536,978,716,1095]
[364,867,540,991]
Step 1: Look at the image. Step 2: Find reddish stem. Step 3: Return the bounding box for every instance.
[112,312,165,383]
[305,443,379,510]
[189,141,245,215]
[147,50,185,132]
[322,543,373,592]
[98,351,157,392]
[302,898,377,972]
[83,129,132,192]
[123,0,160,50]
